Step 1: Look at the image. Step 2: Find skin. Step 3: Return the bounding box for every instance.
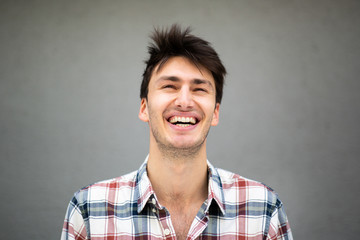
[138,56,220,239]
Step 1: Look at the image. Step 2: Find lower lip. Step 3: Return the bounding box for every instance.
[167,121,198,131]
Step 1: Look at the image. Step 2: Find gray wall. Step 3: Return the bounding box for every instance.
[1,0,359,239]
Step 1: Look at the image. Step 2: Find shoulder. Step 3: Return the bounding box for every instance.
[71,170,138,205]
[216,168,281,206]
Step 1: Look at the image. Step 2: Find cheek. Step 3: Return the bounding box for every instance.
[197,98,217,113]
[147,95,169,116]
[150,93,174,108]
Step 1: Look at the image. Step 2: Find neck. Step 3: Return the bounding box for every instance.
[147,142,208,206]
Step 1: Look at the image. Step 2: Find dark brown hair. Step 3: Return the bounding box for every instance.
[140,24,226,103]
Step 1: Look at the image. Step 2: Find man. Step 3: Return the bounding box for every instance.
[61,24,293,240]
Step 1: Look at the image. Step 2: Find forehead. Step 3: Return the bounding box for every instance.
[150,56,214,85]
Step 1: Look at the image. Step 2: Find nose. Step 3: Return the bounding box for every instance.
[174,86,194,109]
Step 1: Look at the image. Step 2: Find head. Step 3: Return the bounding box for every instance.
[140,24,226,104]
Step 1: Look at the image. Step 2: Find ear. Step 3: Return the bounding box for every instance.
[211,103,220,126]
[139,98,149,122]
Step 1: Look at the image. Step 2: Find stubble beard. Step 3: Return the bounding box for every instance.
[152,128,209,160]
[148,109,212,160]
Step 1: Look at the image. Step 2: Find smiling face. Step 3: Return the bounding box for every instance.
[139,56,220,155]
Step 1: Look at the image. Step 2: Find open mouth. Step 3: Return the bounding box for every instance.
[168,116,198,127]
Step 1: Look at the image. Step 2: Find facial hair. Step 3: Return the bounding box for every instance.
[147,103,213,160]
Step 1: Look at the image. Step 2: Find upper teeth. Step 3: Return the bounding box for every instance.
[169,116,196,124]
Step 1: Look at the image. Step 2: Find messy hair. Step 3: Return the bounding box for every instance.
[140,24,226,104]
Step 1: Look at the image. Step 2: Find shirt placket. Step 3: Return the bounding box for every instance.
[150,197,176,240]
[186,206,209,240]
[158,208,176,240]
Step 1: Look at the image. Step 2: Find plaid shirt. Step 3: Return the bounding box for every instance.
[61,158,293,240]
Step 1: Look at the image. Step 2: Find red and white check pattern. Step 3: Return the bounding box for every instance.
[61,158,292,239]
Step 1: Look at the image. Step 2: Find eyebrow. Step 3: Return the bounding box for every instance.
[156,76,214,89]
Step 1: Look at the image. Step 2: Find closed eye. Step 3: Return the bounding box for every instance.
[194,88,208,92]
[163,85,177,89]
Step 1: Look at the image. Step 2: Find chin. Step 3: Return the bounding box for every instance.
[170,138,205,150]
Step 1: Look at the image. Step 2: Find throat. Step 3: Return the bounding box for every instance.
[167,200,204,240]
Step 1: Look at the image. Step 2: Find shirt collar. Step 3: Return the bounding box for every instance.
[206,160,226,215]
[135,156,155,213]
[135,156,226,215]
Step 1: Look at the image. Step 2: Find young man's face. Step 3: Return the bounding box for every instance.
[139,56,219,152]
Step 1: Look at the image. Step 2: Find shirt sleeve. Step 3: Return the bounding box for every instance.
[61,196,88,240]
[266,199,293,240]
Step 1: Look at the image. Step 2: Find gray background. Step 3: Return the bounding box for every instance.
[1,0,359,239]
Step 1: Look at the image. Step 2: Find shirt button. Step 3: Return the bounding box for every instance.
[152,208,156,213]
[152,198,156,205]
[164,228,171,235]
